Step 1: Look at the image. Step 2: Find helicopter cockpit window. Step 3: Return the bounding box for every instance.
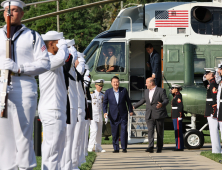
[83,41,99,63]
[96,42,125,73]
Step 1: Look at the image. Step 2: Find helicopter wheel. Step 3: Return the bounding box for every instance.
[184,129,204,149]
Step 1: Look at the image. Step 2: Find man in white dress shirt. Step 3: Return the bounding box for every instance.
[38,31,69,170]
[133,78,169,153]
[88,79,106,153]
[0,1,50,169]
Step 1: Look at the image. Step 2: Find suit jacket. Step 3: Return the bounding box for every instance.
[150,50,161,81]
[134,87,169,120]
[103,87,133,122]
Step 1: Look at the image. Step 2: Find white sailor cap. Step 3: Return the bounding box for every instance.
[1,0,26,9]
[171,84,182,88]
[217,62,222,69]
[95,79,104,86]
[204,68,215,74]
[41,31,63,41]
[66,39,75,47]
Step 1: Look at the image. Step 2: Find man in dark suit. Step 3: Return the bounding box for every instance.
[133,78,169,153]
[146,43,161,87]
[103,76,133,153]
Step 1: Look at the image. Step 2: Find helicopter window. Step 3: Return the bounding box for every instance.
[86,49,98,72]
[96,42,125,73]
[191,6,222,35]
[83,41,99,63]
[193,7,212,23]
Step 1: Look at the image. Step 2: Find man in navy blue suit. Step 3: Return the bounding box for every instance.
[146,43,161,87]
[103,76,133,153]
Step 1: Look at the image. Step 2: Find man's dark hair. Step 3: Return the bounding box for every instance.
[111,76,119,82]
[145,43,153,49]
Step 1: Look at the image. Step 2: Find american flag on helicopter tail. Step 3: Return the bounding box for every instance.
[155,10,189,27]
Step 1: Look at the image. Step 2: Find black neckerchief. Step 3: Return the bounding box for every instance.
[10,25,23,39]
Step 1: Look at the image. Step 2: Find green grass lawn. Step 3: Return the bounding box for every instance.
[200,151,222,164]
[34,152,96,170]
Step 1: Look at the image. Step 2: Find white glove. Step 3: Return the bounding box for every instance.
[56,39,67,49]
[69,46,78,62]
[178,117,182,121]
[105,117,108,125]
[3,58,18,73]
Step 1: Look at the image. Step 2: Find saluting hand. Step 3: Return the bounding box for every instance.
[156,102,162,109]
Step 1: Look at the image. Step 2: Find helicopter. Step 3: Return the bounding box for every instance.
[83,0,222,149]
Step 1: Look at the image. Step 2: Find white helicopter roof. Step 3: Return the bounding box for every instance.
[100,1,222,45]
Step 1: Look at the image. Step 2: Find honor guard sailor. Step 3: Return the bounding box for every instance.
[88,79,106,153]
[61,39,78,170]
[72,52,86,170]
[0,1,50,169]
[170,84,184,151]
[82,64,92,161]
[203,68,221,153]
[215,64,222,141]
[38,31,69,169]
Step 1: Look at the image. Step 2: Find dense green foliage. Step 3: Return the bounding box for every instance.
[0,0,211,51]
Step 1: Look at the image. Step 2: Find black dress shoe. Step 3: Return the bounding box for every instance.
[113,150,119,153]
[122,149,127,153]
[173,149,184,151]
[145,148,154,153]
[156,149,162,153]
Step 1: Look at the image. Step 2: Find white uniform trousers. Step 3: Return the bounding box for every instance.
[0,92,37,170]
[207,117,221,153]
[88,120,103,151]
[61,108,78,170]
[220,122,222,141]
[72,108,86,170]
[40,109,67,170]
[84,120,91,157]
[78,119,87,166]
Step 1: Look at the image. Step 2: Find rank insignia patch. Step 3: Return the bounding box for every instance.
[177,98,181,103]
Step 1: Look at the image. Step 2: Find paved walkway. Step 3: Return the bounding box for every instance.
[92,144,222,170]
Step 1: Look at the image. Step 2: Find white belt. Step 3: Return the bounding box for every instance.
[220,100,222,102]
[206,99,213,101]
[87,100,91,103]
[172,107,178,109]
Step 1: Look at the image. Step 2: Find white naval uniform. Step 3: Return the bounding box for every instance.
[72,56,86,170]
[79,69,91,165]
[211,72,222,153]
[38,48,69,170]
[88,90,104,151]
[0,25,50,170]
[216,75,222,140]
[61,47,78,170]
